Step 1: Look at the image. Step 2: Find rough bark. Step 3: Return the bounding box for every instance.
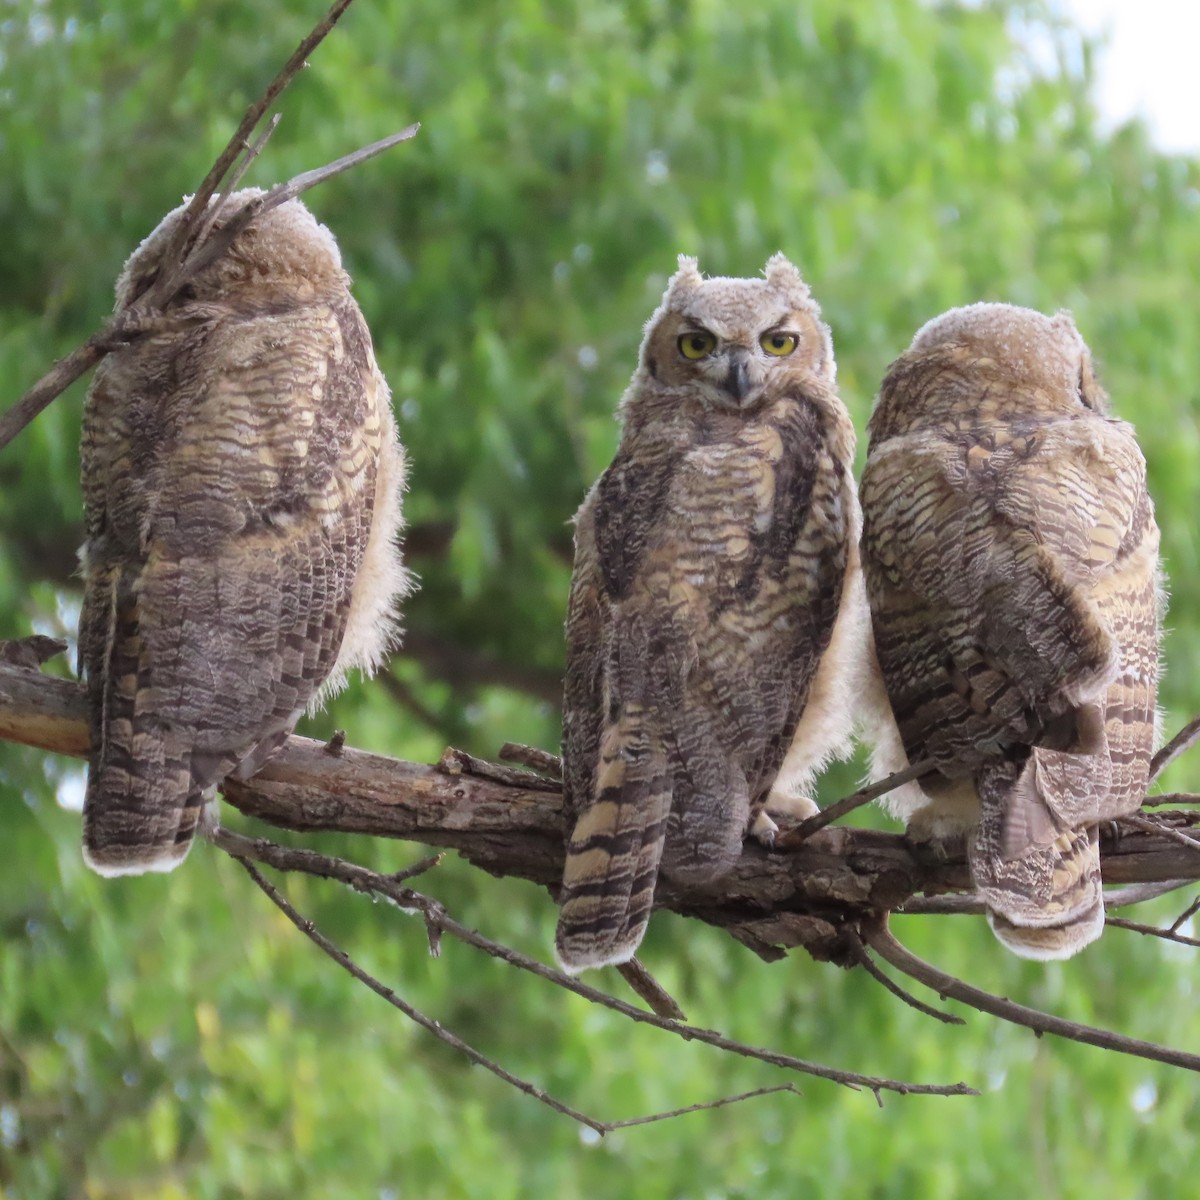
[3,659,1198,968]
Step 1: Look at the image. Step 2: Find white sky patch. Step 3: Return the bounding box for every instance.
[1060,0,1200,154]
[55,767,86,813]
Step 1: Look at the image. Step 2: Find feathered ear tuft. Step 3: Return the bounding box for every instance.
[665,254,703,303]
[763,252,810,299]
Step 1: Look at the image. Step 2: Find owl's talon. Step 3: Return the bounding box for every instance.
[749,810,780,849]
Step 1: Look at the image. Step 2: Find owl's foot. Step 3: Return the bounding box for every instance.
[763,786,820,822]
[748,810,780,849]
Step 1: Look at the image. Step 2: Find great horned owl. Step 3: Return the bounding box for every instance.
[860,303,1161,958]
[79,190,409,875]
[555,254,863,972]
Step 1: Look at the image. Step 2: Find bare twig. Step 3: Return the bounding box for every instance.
[209,826,975,1098]
[1105,916,1200,949]
[168,126,420,292]
[1124,813,1200,853]
[844,929,964,1025]
[891,884,1186,914]
[1150,715,1200,783]
[0,636,69,670]
[499,742,564,780]
[236,856,610,1133]
[155,0,360,275]
[1170,894,1200,933]
[0,328,130,455]
[864,916,1200,1073]
[1143,793,1200,807]
[777,760,935,845]
[437,746,562,792]
[603,1084,800,1130]
[1107,880,1197,909]
[615,959,687,1021]
[0,0,418,454]
[187,113,284,259]
[390,853,444,884]
[896,894,985,915]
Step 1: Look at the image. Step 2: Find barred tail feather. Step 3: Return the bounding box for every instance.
[555,710,671,974]
[82,740,202,877]
[972,762,1104,961]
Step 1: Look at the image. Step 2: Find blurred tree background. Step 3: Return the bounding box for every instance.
[2,0,1200,1195]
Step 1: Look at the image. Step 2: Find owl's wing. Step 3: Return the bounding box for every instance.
[81,297,385,874]
[861,419,1145,776]
[864,416,1158,960]
[556,448,683,972]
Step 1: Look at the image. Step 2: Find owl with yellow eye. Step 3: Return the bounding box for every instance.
[555,253,865,972]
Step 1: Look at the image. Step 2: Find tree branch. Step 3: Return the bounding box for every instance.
[1150,715,1200,782]
[212,826,973,1099]
[6,662,1200,968]
[863,916,1200,1073]
[0,0,418,455]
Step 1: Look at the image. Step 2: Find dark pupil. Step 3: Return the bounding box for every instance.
[690,336,706,352]
[771,336,785,349]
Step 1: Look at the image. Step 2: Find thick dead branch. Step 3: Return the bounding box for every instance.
[5,662,1200,968]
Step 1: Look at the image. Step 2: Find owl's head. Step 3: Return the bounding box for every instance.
[871,302,1109,439]
[115,189,349,309]
[632,253,835,414]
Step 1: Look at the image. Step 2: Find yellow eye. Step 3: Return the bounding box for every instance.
[760,331,798,357]
[678,331,717,360]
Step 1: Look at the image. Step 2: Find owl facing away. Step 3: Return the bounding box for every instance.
[79,190,409,875]
[860,303,1161,959]
[555,254,865,972]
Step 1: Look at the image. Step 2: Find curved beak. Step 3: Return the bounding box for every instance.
[723,349,753,404]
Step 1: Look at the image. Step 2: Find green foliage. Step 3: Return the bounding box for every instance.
[2,0,1200,1194]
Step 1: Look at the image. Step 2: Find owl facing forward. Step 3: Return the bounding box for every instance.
[860,304,1161,959]
[79,190,409,875]
[555,254,865,972]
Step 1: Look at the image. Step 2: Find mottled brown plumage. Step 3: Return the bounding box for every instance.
[556,254,861,972]
[860,303,1161,958]
[79,190,408,876]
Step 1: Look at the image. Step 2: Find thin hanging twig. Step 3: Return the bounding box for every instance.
[209,825,976,1099]
[863,915,1200,1073]
[236,857,609,1133]
[843,929,964,1025]
[236,856,817,1134]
